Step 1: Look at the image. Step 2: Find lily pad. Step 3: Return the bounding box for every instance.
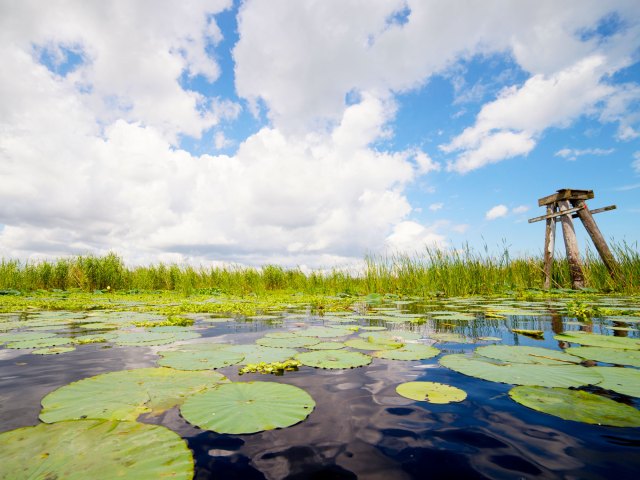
[509,386,640,427]
[296,350,372,369]
[396,381,467,403]
[32,346,76,355]
[374,344,440,361]
[40,367,228,422]
[592,366,640,398]
[439,354,602,387]
[256,336,320,348]
[6,336,73,349]
[157,349,244,370]
[306,341,346,350]
[554,331,640,350]
[344,338,402,351]
[0,420,193,480]
[566,347,640,368]
[476,345,581,365]
[180,381,315,434]
[226,344,298,364]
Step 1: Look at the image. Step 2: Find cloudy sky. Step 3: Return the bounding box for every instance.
[1,0,639,268]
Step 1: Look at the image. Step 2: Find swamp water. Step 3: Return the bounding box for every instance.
[0,295,639,479]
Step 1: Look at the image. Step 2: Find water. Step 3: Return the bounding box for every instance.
[1,297,639,479]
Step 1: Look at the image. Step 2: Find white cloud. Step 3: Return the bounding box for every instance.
[485,205,509,220]
[214,131,233,150]
[555,147,614,161]
[0,0,234,144]
[633,151,640,173]
[443,55,616,173]
[429,202,444,211]
[384,221,446,254]
[512,205,530,214]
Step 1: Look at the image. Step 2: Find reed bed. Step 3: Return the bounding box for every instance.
[0,242,638,296]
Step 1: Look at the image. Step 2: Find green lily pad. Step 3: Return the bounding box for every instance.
[40,367,228,422]
[157,349,244,370]
[256,336,320,348]
[566,347,640,368]
[0,420,193,480]
[0,331,58,343]
[430,332,476,344]
[32,346,76,355]
[296,350,372,369]
[299,326,351,338]
[361,330,421,342]
[554,331,640,350]
[180,381,315,434]
[225,344,298,364]
[344,338,402,351]
[6,336,73,349]
[306,341,346,350]
[396,381,467,403]
[592,367,640,398]
[439,354,602,387]
[476,345,581,365]
[374,344,440,360]
[112,331,200,346]
[509,386,640,427]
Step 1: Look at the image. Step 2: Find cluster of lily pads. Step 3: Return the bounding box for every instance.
[1,293,639,478]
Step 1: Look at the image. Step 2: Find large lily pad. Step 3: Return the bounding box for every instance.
[396,381,467,403]
[296,349,372,369]
[226,344,298,364]
[439,354,602,387]
[157,349,244,370]
[554,331,640,350]
[0,419,193,480]
[180,381,315,434]
[374,343,440,361]
[475,345,581,365]
[509,386,640,427]
[40,367,228,422]
[344,338,402,351]
[592,366,640,398]
[113,331,200,346]
[257,336,320,348]
[566,347,640,368]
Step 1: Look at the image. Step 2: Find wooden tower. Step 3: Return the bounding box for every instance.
[528,189,617,289]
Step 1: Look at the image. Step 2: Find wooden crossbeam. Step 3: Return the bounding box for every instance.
[538,188,594,206]
[528,204,616,224]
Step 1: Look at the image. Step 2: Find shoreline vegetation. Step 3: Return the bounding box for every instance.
[0,242,638,297]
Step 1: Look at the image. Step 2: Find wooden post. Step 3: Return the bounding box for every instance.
[570,199,619,278]
[558,199,585,289]
[543,204,556,289]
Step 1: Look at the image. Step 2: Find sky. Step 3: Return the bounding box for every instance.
[0,0,639,270]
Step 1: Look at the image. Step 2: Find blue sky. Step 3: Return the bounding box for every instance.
[0,1,639,268]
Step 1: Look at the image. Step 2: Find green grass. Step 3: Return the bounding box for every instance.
[0,242,638,296]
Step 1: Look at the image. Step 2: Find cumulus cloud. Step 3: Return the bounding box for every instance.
[429,202,444,212]
[485,205,509,220]
[384,221,446,253]
[512,205,530,214]
[443,55,617,173]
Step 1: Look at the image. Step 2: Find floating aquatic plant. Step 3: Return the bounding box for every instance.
[396,381,467,404]
[180,381,315,434]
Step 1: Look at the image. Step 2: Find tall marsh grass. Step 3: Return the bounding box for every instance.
[0,243,638,296]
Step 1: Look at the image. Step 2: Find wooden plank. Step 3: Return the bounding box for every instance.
[570,205,616,218]
[538,189,594,206]
[558,200,585,289]
[528,205,582,223]
[571,200,619,279]
[543,205,556,290]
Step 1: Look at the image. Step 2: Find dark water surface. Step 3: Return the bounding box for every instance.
[1,299,639,479]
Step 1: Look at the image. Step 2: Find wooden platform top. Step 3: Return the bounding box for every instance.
[538,189,594,206]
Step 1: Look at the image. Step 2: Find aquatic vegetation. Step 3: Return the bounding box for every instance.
[511,328,544,339]
[180,381,315,434]
[566,346,640,367]
[238,359,301,375]
[554,331,640,349]
[373,343,440,361]
[439,354,602,387]
[296,349,372,369]
[396,381,467,404]
[475,345,580,366]
[40,367,228,422]
[0,420,193,480]
[157,348,245,370]
[591,366,640,398]
[509,386,640,427]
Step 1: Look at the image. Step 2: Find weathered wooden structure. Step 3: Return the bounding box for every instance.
[528,189,617,289]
